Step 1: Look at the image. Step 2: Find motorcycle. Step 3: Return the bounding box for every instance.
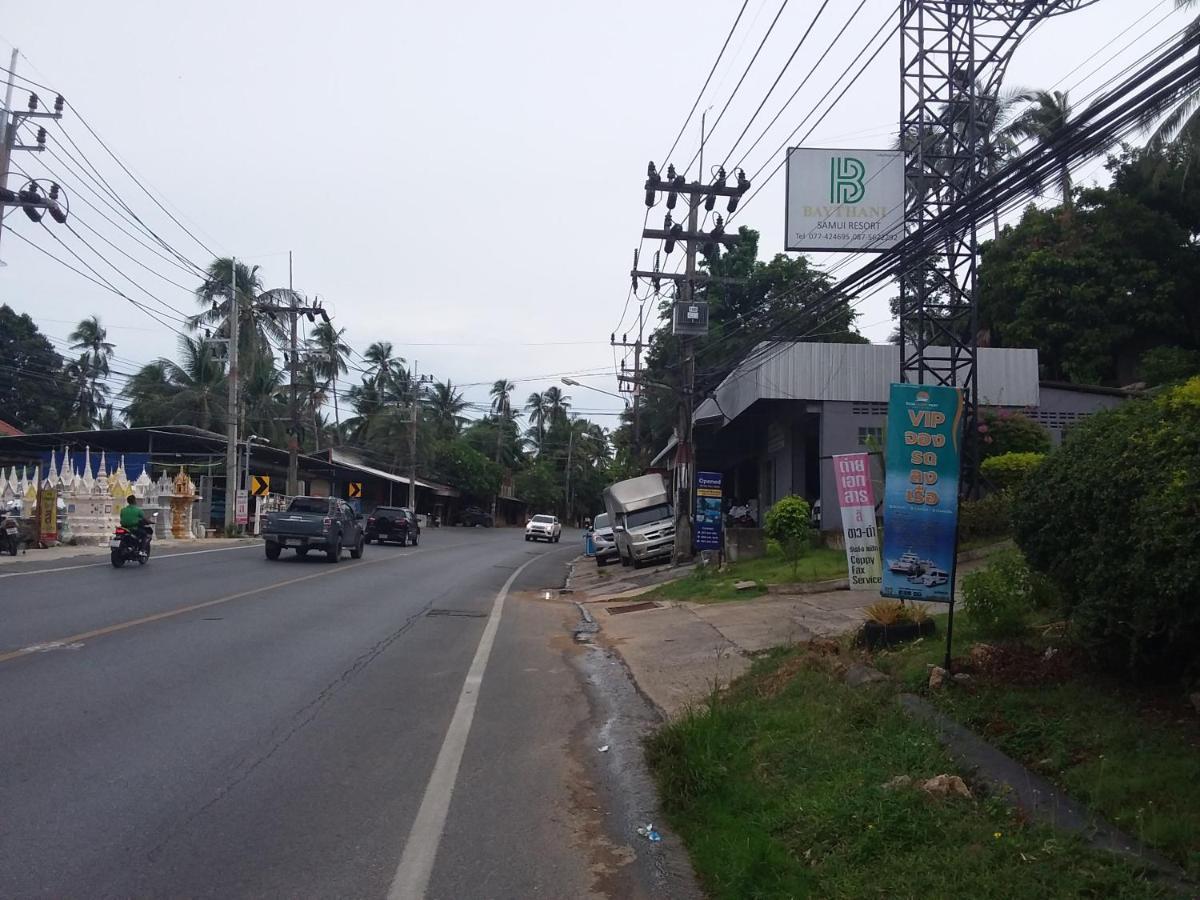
[110,513,157,568]
[0,508,20,556]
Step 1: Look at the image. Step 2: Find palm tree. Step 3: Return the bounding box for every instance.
[161,335,227,430]
[294,362,328,451]
[308,321,351,433]
[489,379,515,418]
[68,315,114,427]
[427,380,469,438]
[122,360,174,426]
[1141,0,1200,149]
[191,258,286,365]
[542,385,571,427]
[362,341,406,392]
[243,355,285,443]
[525,390,550,449]
[1007,89,1074,207]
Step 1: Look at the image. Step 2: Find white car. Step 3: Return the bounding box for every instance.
[591,512,618,566]
[525,514,562,543]
[916,567,949,587]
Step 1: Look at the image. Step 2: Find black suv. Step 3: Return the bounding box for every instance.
[365,506,420,546]
[458,506,494,527]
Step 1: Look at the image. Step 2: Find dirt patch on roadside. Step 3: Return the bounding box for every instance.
[754,640,847,700]
[956,642,1083,687]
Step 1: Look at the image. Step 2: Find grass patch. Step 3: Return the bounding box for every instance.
[645,544,847,604]
[647,647,1174,899]
[874,610,1200,879]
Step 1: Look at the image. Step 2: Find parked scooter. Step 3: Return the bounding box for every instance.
[110,512,157,568]
[0,505,20,556]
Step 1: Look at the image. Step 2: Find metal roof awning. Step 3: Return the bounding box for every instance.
[324,449,460,497]
[650,435,678,468]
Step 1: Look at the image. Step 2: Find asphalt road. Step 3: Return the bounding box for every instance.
[0,527,675,898]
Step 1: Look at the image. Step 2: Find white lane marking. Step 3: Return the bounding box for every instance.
[387,550,550,900]
[0,542,260,579]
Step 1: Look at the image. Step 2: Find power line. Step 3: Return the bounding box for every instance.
[661,0,751,166]
[682,0,791,176]
[730,0,872,174]
[15,120,206,280]
[717,0,834,172]
[7,227,189,337]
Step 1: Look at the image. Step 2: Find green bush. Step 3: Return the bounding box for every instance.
[763,495,812,579]
[1012,377,1200,679]
[961,549,1058,639]
[980,451,1045,491]
[957,491,1013,543]
[977,409,1051,460]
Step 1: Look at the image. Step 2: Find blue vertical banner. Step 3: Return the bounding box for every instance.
[881,383,964,602]
[693,471,723,551]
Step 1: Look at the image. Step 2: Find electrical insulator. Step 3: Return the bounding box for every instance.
[663,213,675,254]
[644,161,659,207]
[623,333,628,343]
[27,93,38,111]
[652,250,661,293]
[54,95,64,113]
[19,185,43,222]
[36,127,46,146]
[706,167,726,212]
[728,169,750,213]
[703,215,725,262]
[610,333,615,344]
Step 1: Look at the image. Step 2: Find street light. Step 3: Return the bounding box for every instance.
[563,418,609,526]
[561,377,627,403]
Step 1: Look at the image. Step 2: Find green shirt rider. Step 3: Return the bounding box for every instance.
[119,495,150,552]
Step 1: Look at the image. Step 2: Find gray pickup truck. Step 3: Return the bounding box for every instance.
[262,496,365,562]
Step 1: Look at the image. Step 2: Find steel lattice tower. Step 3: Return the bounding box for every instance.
[898,0,1098,488]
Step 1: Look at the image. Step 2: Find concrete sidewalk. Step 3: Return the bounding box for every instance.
[576,555,993,719]
[0,537,261,566]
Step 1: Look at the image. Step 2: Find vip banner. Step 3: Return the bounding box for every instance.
[880,383,964,602]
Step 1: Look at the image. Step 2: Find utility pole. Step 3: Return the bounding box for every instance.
[0,54,66,262]
[613,252,648,464]
[287,251,300,496]
[640,158,748,564]
[223,259,240,533]
[564,423,574,523]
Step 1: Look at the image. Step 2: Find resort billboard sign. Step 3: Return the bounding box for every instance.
[785,148,904,252]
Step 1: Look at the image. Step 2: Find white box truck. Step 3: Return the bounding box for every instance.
[603,473,675,568]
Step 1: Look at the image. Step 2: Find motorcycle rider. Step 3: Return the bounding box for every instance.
[119,494,151,557]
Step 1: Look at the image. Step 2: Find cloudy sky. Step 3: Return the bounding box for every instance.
[0,0,1185,432]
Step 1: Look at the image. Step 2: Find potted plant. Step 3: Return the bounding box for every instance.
[859,600,936,650]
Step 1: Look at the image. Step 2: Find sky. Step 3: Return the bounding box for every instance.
[0,0,1187,435]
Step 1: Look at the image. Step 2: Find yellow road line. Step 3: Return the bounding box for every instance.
[0,551,419,666]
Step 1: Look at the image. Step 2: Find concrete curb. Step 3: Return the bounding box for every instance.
[898,693,1192,891]
[766,577,850,595]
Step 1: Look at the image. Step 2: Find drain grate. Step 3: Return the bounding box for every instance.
[606,601,661,615]
[426,608,488,618]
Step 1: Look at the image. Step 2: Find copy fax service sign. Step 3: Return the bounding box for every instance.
[785,148,904,252]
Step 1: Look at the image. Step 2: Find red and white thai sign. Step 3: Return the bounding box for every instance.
[833,452,882,591]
